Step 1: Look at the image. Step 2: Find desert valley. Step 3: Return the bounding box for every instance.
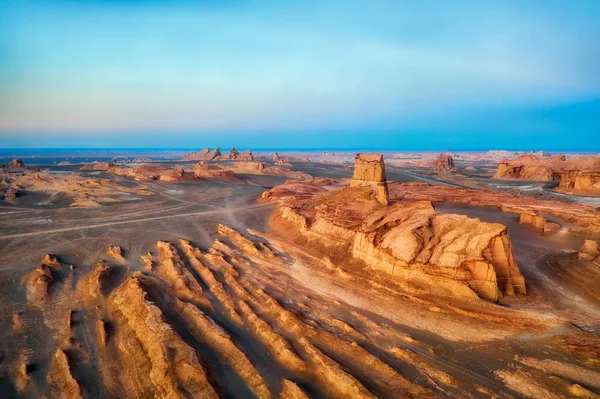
[1,149,600,398]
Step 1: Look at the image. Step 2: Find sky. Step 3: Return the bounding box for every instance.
[1,0,599,150]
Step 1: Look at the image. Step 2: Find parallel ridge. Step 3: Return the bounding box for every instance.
[10,226,599,398]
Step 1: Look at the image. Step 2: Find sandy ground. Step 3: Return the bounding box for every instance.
[0,157,599,398]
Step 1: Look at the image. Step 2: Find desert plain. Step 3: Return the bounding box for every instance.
[1,148,600,398]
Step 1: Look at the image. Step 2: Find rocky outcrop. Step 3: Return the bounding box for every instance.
[23,254,61,302]
[181,147,222,161]
[227,162,311,180]
[108,164,199,182]
[192,162,241,182]
[557,170,600,196]
[106,245,125,262]
[387,182,600,227]
[271,152,309,163]
[1,158,26,171]
[350,153,389,205]
[519,213,561,233]
[495,155,563,181]
[267,180,526,301]
[434,153,456,171]
[495,155,600,194]
[181,147,254,162]
[578,240,600,263]
[80,162,113,171]
[110,273,219,398]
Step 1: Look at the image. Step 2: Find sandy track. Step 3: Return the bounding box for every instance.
[0,202,273,239]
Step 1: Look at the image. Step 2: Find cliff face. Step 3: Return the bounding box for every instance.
[263,153,526,302]
[557,170,600,196]
[495,155,600,195]
[350,153,389,205]
[275,193,525,302]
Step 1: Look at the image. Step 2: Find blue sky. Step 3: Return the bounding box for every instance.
[1,0,599,150]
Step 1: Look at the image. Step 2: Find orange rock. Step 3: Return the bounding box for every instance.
[578,240,600,262]
[350,153,389,205]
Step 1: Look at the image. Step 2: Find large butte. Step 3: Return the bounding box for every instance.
[350,153,389,205]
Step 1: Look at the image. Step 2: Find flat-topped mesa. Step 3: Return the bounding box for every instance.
[350,153,389,205]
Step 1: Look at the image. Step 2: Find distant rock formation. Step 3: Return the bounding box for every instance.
[495,155,600,195]
[0,159,26,172]
[192,162,242,182]
[181,147,222,161]
[108,164,199,182]
[181,147,255,161]
[227,161,311,180]
[518,213,560,233]
[350,153,389,205]
[80,162,113,171]
[434,153,456,171]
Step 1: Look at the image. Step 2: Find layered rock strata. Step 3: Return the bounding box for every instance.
[350,153,389,205]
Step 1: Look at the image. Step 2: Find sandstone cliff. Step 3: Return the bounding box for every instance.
[495,155,600,195]
[263,155,526,302]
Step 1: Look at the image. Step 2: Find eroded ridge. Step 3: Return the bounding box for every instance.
[7,221,600,398]
[265,177,526,302]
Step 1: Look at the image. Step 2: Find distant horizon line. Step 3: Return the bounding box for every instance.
[1,147,599,153]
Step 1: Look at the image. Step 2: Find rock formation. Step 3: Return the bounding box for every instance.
[192,162,242,182]
[108,164,199,182]
[265,178,526,302]
[80,162,113,171]
[181,147,221,161]
[434,153,456,171]
[495,155,600,195]
[578,240,600,263]
[519,213,561,233]
[227,161,311,180]
[0,158,26,171]
[557,170,600,196]
[350,153,389,205]
[181,147,255,162]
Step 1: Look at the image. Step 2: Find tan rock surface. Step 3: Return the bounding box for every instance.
[519,213,561,233]
[80,162,113,171]
[350,153,389,205]
[578,240,600,262]
[227,161,311,180]
[495,155,600,195]
[266,179,525,301]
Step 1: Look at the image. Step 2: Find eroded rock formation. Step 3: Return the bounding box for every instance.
[578,240,600,263]
[350,153,389,205]
[495,155,600,195]
[434,153,456,171]
[192,162,242,182]
[557,170,600,196]
[108,164,199,182]
[80,162,113,171]
[227,161,311,180]
[264,177,526,301]
[519,213,561,233]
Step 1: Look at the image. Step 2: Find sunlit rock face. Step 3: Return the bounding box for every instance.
[495,155,600,196]
[264,176,527,302]
[350,153,389,206]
